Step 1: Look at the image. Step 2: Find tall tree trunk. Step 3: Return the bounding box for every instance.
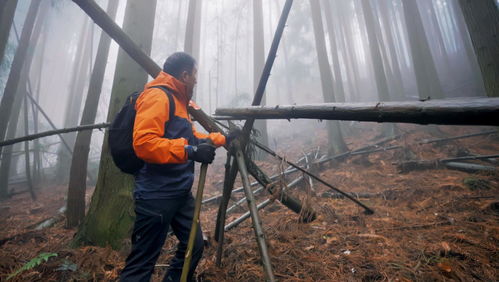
[309,0,347,155]
[55,19,93,183]
[0,1,47,198]
[377,0,405,100]
[184,0,202,100]
[253,0,269,156]
[458,0,499,97]
[448,0,485,96]
[360,0,396,137]
[0,0,18,65]
[336,0,361,102]
[73,0,157,249]
[322,0,345,103]
[66,0,120,229]
[23,85,34,200]
[360,0,390,102]
[0,0,41,157]
[401,0,444,100]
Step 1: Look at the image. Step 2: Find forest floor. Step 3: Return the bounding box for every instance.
[0,124,498,281]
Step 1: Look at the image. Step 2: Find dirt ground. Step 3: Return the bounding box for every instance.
[0,124,498,281]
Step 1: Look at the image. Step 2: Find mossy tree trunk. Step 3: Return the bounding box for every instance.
[73,0,157,249]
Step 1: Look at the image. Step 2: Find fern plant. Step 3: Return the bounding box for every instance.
[7,252,58,280]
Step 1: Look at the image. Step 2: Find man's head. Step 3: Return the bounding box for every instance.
[163,52,197,99]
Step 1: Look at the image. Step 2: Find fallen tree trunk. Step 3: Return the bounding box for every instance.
[397,158,497,173]
[215,98,499,126]
[419,130,497,144]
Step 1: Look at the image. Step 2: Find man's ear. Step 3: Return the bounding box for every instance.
[180,70,189,83]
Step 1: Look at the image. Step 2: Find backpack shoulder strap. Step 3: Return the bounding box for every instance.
[148,86,176,121]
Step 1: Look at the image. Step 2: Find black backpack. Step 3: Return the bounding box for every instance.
[109,86,175,174]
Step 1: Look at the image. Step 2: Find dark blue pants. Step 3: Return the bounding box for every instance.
[120,194,204,282]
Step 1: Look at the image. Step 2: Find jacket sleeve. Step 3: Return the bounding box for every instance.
[133,89,188,164]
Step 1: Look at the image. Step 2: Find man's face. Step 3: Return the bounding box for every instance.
[181,67,198,100]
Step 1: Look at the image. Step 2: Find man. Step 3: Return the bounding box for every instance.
[120,52,226,281]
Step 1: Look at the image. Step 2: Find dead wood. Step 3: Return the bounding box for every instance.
[215,98,499,126]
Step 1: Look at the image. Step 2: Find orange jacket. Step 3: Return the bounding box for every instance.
[133,71,225,164]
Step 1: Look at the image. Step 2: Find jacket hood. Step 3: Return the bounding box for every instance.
[145,71,189,104]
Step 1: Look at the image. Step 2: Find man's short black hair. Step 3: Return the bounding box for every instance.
[163,52,197,79]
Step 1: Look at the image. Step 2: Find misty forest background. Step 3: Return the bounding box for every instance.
[0,0,497,248]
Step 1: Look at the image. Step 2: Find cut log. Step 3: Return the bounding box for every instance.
[215,98,499,126]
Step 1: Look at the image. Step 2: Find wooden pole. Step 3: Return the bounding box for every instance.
[181,163,208,282]
[225,175,305,231]
[234,143,275,282]
[215,98,499,126]
[0,123,110,148]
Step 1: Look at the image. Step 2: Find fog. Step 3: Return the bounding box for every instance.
[0,0,489,185]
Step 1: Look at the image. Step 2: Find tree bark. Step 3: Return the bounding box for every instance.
[0,0,41,157]
[457,0,499,97]
[0,0,18,65]
[215,98,499,126]
[401,0,444,100]
[309,0,347,155]
[66,0,120,229]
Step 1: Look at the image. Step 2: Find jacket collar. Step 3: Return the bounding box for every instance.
[145,71,189,104]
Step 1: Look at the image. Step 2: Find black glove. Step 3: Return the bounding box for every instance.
[225,128,242,145]
[186,143,216,164]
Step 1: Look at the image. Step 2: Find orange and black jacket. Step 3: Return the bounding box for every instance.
[132,71,225,199]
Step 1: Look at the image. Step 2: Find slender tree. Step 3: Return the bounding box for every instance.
[55,18,93,183]
[0,1,47,198]
[322,0,345,103]
[309,0,347,155]
[253,0,269,155]
[184,0,202,100]
[376,0,405,100]
[448,0,485,95]
[0,0,18,65]
[458,0,499,97]
[66,0,120,229]
[73,0,157,249]
[401,0,444,100]
[0,0,41,157]
[360,0,397,136]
